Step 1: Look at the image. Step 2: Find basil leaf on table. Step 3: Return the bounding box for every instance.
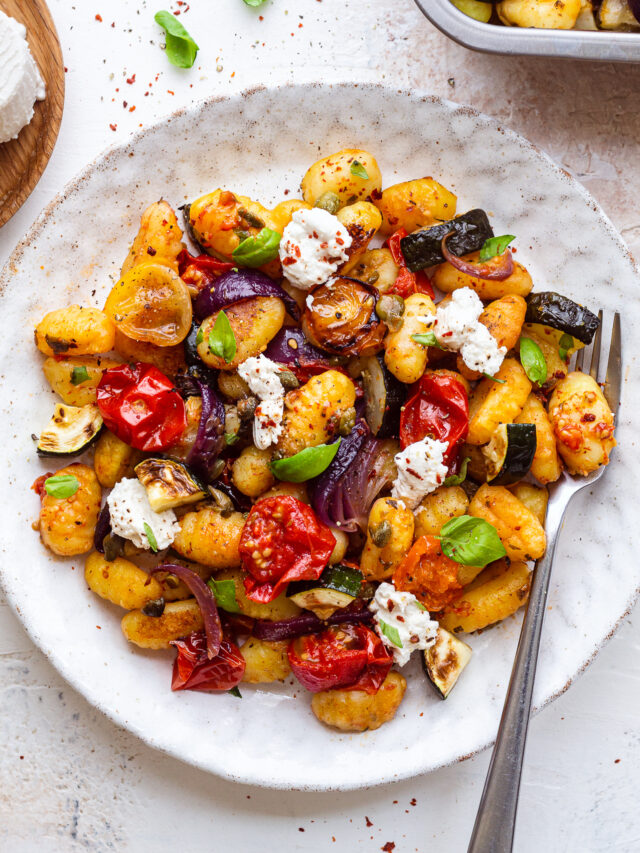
[270,440,341,483]
[479,234,516,262]
[350,161,369,180]
[232,228,281,267]
[558,332,574,361]
[143,522,159,553]
[519,336,547,386]
[439,515,506,567]
[411,330,444,349]
[208,578,241,613]
[71,366,90,385]
[208,311,237,363]
[154,11,199,68]
[443,457,470,487]
[43,474,79,499]
[379,620,403,648]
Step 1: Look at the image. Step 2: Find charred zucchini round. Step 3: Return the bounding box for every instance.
[525,292,599,345]
[422,627,472,700]
[37,403,103,457]
[357,354,405,439]
[135,458,207,512]
[482,423,537,486]
[287,564,363,619]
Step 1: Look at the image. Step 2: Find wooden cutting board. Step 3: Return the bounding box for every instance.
[0,0,64,228]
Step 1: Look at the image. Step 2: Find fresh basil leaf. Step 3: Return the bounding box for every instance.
[411,331,444,349]
[519,336,547,386]
[154,10,199,68]
[228,685,242,697]
[483,373,506,384]
[440,515,506,567]
[224,432,238,446]
[479,234,516,262]
[350,160,369,180]
[208,578,241,613]
[270,439,341,483]
[196,326,204,346]
[444,457,470,487]
[71,366,90,386]
[558,332,573,361]
[208,311,237,363]
[143,522,159,553]
[43,474,79,499]
[379,620,403,648]
[232,227,281,267]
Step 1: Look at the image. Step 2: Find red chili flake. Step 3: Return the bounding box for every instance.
[122,100,128,108]
[259,14,264,19]
[96,625,102,629]
[283,257,297,266]
[95,14,103,22]
[298,22,303,27]
[298,828,305,832]
[109,123,117,131]
[167,90,175,95]
[410,798,417,806]
[365,817,373,828]
[126,74,136,84]
[615,758,621,764]
[382,844,395,852]
[64,66,68,72]
[129,106,136,112]
[19,756,24,760]
[582,413,596,423]
[147,247,157,256]
[111,22,115,27]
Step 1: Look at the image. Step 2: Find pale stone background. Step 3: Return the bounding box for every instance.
[1,1,639,850]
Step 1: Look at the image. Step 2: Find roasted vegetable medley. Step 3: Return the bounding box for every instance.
[452,0,640,31]
[32,148,616,732]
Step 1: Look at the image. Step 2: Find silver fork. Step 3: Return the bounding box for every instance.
[467,311,622,853]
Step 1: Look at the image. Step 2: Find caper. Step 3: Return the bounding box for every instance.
[237,206,265,229]
[338,406,356,436]
[142,598,166,618]
[237,396,257,421]
[314,191,340,215]
[370,520,392,548]
[209,458,226,481]
[234,228,250,242]
[208,487,235,517]
[366,272,380,285]
[375,294,405,331]
[103,532,125,563]
[164,574,180,589]
[278,369,299,390]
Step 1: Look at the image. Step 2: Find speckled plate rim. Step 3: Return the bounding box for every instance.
[1,81,638,791]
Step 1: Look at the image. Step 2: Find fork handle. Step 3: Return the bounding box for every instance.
[467,497,570,853]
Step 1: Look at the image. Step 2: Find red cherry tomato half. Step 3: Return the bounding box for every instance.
[177,248,235,292]
[393,535,463,612]
[97,362,187,452]
[399,372,469,468]
[385,228,435,300]
[239,496,336,603]
[170,630,245,692]
[288,624,392,694]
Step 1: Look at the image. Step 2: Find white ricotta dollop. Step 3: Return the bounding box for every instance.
[0,11,46,144]
[107,478,180,551]
[237,354,285,450]
[369,582,439,666]
[279,207,352,291]
[391,436,449,509]
[433,287,506,376]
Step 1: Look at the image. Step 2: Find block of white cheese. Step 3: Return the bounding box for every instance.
[0,10,46,145]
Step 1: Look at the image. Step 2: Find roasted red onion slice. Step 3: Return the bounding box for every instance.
[441,232,514,281]
[94,503,111,553]
[186,380,225,482]
[252,604,373,642]
[194,269,300,321]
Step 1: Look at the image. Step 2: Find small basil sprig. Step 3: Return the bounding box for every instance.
[71,366,89,385]
[379,620,402,648]
[483,373,506,384]
[350,161,369,180]
[270,440,341,483]
[479,234,515,262]
[439,515,506,567]
[44,474,79,499]
[558,333,573,361]
[411,330,444,349]
[154,11,199,68]
[228,686,243,698]
[143,522,159,553]
[519,336,547,386]
[443,457,470,487]
[232,228,281,267]
[208,578,241,613]
[208,311,237,363]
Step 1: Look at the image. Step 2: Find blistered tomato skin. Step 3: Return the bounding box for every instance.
[400,372,469,469]
[393,535,464,612]
[171,631,245,691]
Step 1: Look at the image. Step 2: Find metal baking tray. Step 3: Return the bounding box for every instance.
[415,0,640,62]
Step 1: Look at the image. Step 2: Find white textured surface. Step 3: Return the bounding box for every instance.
[1,0,640,849]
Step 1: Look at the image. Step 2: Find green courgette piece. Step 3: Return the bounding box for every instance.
[359,353,405,439]
[135,458,207,512]
[287,564,363,619]
[524,292,599,345]
[37,403,103,457]
[422,627,472,699]
[482,423,537,487]
[400,209,494,272]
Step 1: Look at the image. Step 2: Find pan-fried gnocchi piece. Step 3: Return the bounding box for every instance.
[480,294,527,351]
[39,463,101,556]
[121,599,204,650]
[374,178,457,236]
[329,529,349,565]
[548,371,616,475]
[241,639,291,683]
[384,292,436,384]
[232,446,275,498]
[337,202,383,274]
[349,248,399,293]
[509,483,549,527]
[42,355,121,406]
[277,370,356,457]
[85,552,166,610]
[113,329,186,375]
[120,199,185,276]
[35,306,116,357]
[197,297,286,371]
[360,498,415,581]
[300,149,382,209]
[515,393,562,484]
[214,568,301,620]
[94,430,140,488]
[172,507,245,569]
[497,0,581,28]
[467,358,532,445]
[439,559,531,634]
[311,671,407,732]
[433,254,533,301]
[470,483,546,561]
[414,486,469,539]
[259,481,310,504]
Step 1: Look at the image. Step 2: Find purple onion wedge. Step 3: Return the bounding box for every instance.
[252,604,373,642]
[186,381,225,482]
[264,326,328,366]
[194,269,299,321]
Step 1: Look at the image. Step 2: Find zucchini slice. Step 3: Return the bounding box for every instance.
[482,423,537,486]
[135,458,207,512]
[37,403,103,457]
[287,564,364,619]
[400,209,494,272]
[525,292,599,345]
[359,354,405,439]
[422,627,472,699]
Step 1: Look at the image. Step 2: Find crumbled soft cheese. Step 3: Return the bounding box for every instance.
[433,287,506,375]
[107,478,180,551]
[237,354,285,450]
[391,436,449,509]
[279,207,352,291]
[369,582,439,666]
[0,11,46,144]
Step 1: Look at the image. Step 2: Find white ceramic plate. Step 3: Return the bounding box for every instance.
[1,83,638,791]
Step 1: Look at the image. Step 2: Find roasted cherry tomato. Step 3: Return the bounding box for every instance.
[399,372,469,468]
[177,249,235,292]
[97,362,187,451]
[170,630,246,691]
[393,535,463,612]
[385,228,435,299]
[239,496,336,603]
[288,623,392,693]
